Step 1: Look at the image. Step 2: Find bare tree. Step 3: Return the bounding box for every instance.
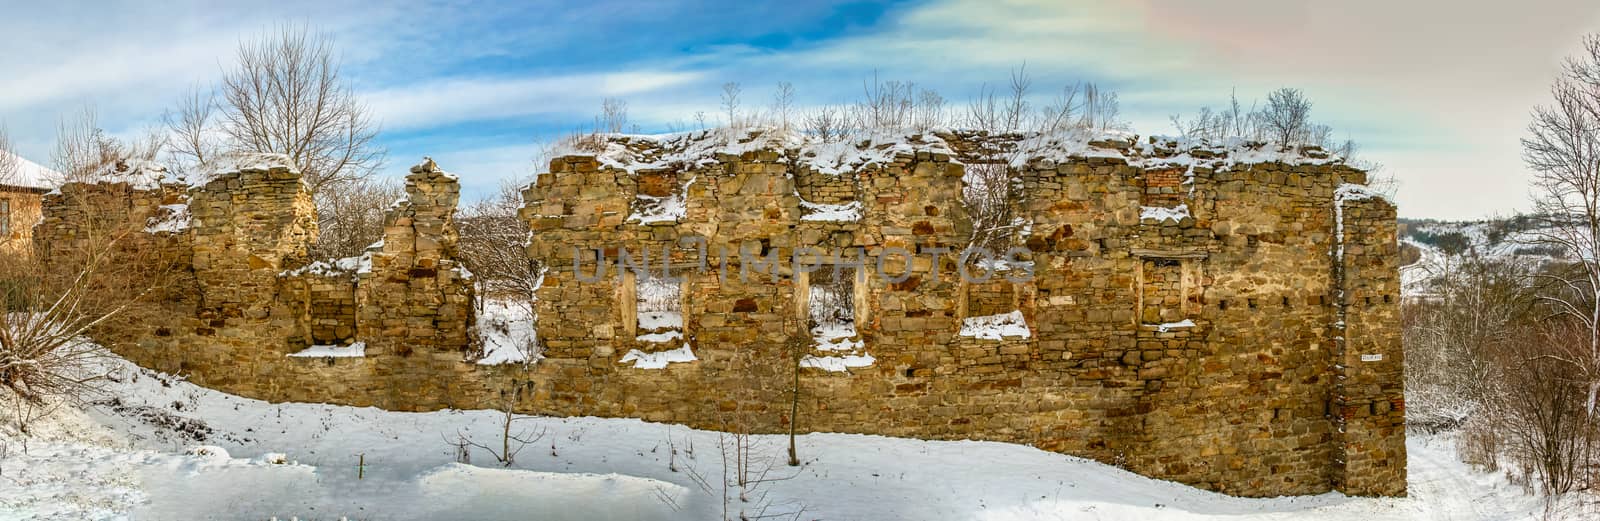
[0,125,17,185]
[721,82,743,129]
[1477,319,1600,495]
[1524,34,1600,388]
[1079,82,1124,131]
[600,98,629,134]
[311,177,403,260]
[854,73,917,131]
[162,85,220,180]
[459,178,545,302]
[51,106,164,184]
[963,163,1021,253]
[196,24,384,193]
[771,82,795,131]
[914,88,947,132]
[1260,87,1313,147]
[1038,82,1083,132]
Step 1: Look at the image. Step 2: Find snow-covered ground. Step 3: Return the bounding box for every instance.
[0,353,1591,520]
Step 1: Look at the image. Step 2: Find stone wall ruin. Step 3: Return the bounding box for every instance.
[35,129,1406,498]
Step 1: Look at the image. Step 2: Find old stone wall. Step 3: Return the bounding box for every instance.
[36,131,1405,498]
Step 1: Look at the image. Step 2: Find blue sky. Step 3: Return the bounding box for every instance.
[4,0,1600,218]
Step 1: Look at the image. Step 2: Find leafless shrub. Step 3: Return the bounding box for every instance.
[1476,319,1600,495]
[1171,89,1260,142]
[967,67,1031,133]
[721,82,743,129]
[1078,82,1124,131]
[802,105,848,143]
[1037,82,1083,132]
[771,82,795,131]
[310,177,403,261]
[0,125,18,185]
[636,274,681,316]
[1,199,184,433]
[1260,87,1313,148]
[1404,253,1535,433]
[51,106,164,184]
[449,387,546,467]
[806,268,853,328]
[1170,88,1393,194]
[600,98,629,134]
[963,162,1021,253]
[162,85,221,181]
[459,179,542,298]
[852,73,919,131]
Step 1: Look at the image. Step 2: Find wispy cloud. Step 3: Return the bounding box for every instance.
[365,71,705,130]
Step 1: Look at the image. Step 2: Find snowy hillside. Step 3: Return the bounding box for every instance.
[0,351,1588,520]
[1400,216,1571,297]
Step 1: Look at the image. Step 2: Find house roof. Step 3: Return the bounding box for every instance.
[1,149,58,191]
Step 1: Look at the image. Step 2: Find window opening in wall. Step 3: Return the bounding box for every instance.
[809,267,857,349]
[636,274,684,345]
[958,278,1032,341]
[1139,257,1196,331]
[0,199,10,237]
[800,266,873,372]
[618,272,696,369]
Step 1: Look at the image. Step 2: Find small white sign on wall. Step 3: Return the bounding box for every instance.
[1360,353,1384,362]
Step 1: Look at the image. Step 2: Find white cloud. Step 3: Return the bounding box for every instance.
[365,71,704,130]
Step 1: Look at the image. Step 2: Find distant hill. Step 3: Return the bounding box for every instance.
[1398,215,1570,297]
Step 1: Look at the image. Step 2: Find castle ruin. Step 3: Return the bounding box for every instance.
[35,128,1405,498]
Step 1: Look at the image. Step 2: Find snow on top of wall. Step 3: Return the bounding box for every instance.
[145,203,192,234]
[619,344,697,369]
[280,253,372,279]
[1009,131,1345,172]
[1,149,59,190]
[1140,204,1191,223]
[550,126,1351,179]
[288,342,366,358]
[553,126,961,177]
[800,353,876,372]
[1333,183,1394,262]
[958,310,1032,341]
[1334,182,1389,204]
[799,200,862,222]
[91,159,177,190]
[410,157,458,181]
[204,152,299,178]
